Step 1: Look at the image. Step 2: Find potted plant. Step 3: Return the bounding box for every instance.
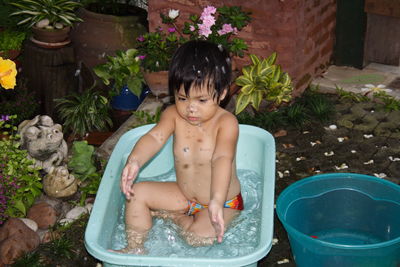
[0,29,26,60]
[93,48,147,111]
[70,0,147,69]
[9,0,82,47]
[55,85,113,140]
[234,53,294,115]
[136,5,251,96]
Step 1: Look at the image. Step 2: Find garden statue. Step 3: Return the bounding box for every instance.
[18,115,68,173]
[42,166,78,198]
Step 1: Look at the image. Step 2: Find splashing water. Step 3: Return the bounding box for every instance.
[110,169,263,258]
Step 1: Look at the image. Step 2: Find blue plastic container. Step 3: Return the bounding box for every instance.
[276,173,400,267]
[85,124,276,267]
[111,85,149,111]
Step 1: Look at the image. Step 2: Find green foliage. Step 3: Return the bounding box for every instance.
[235,53,293,114]
[93,49,144,97]
[9,0,82,28]
[301,91,335,122]
[42,235,74,259]
[0,82,40,125]
[11,251,44,267]
[372,91,400,112]
[136,28,186,72]
[0,115,42,223]
[55,86,113,138]
[131,106,162,127]
[0,29,26,51]
[236,89,336,131]
[0,0,22,28]
[336,85,370,103]
[283,103,310,128]
[67,141,102,205]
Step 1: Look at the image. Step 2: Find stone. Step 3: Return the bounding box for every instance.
[65,206,88,220]
[18,115,68,173]
[18,218,38,232]
[27,202,57,230]
[0,218,40,265]
[43,166,78,198]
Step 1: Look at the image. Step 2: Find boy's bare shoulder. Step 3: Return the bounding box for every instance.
[218,109,238,126]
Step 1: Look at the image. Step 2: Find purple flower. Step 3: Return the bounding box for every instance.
[138,55,146,60]
[0,115,10,121]
[137,35,145,42]
[168,27,176,33]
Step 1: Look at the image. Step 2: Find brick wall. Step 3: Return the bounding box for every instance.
[147,0,336,96]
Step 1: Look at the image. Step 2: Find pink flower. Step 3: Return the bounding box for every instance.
[201,14,216,28]
[138,55,146,60]
[136,35,145,42]
[198,23,212,38]
[202,6,217,17]
[168,27,176,33]
[217,23,234,35]
[189,25,195,32]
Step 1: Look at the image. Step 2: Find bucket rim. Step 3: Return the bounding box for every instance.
[276,172,400,249]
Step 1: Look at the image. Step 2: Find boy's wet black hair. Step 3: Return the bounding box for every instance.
[168,40,232,100]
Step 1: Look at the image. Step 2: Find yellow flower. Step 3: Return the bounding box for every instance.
[0,57,17,90]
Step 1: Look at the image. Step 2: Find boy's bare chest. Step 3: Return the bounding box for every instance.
[173,125,216,163]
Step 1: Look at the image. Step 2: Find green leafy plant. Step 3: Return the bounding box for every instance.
[181,5,251,57]
[136,5,251,72]
[68,141,102,205]
[336,85,370,103]
[136,27,185,72]
[131,107,162,127]
[11,251,44,267]
[55,86,113,138]
[0,115,42,224]
[302,92,335,122]
[42,234,75,259]
[9,0,82,29]
[284,102,310,128]
[0,29,26,52]
[235,53,293,114]
[93,48,144,97]
[0,80,40,125]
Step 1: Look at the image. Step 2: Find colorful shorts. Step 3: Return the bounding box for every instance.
[186,193,244,216]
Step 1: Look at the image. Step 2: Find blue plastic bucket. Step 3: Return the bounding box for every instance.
[276,173,400,267]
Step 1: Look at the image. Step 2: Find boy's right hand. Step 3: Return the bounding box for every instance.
[120,159,140,200]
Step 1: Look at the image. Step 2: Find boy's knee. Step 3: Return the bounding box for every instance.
[128,182,148,201]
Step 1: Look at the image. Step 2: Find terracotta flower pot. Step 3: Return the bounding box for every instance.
[31,26,71,43]
[143,70,169,97]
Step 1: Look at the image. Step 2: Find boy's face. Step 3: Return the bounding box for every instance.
[175,86,226,126]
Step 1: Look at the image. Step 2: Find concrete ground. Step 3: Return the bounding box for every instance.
[312,63,400,98]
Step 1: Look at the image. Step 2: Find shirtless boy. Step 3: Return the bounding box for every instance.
[119,40,243,253]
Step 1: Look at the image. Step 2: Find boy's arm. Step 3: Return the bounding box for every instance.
[121,106,176,198]
[209,113,239,242]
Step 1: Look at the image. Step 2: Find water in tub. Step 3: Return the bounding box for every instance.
[111,169,263,258]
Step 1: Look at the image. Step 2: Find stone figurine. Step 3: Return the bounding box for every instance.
[18,115,68,173]
[42,166,78,198]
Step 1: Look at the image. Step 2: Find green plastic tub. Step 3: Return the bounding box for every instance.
[85,124,275,267]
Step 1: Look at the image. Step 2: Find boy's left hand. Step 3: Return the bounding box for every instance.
[208,200,225,243]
